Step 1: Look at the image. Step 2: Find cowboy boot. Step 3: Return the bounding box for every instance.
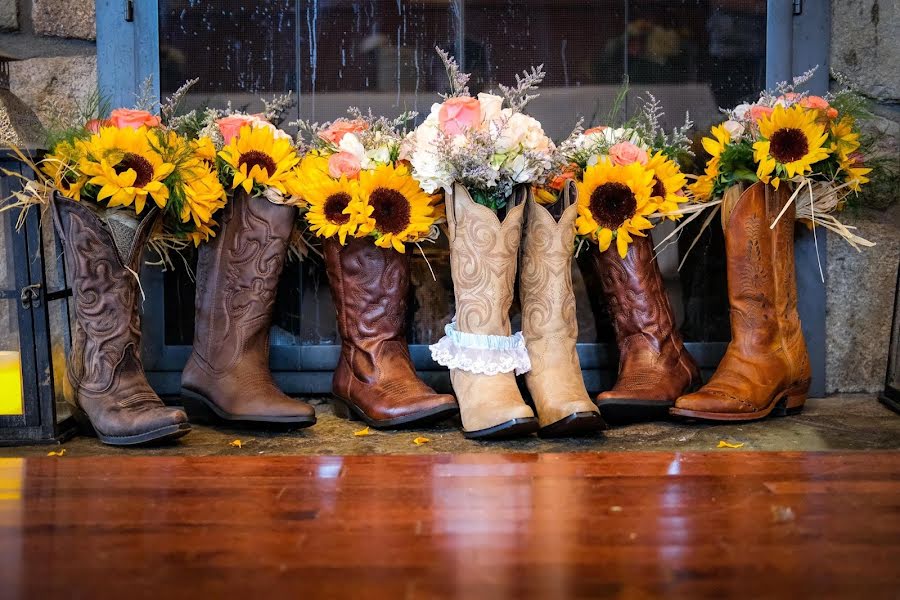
[430,184,539,439]
[50,194,191,445]
[181,190,316,425]
[521,183,606,437]
[325,236,458,428]
[588,232,700,422]
[672,182,811,420]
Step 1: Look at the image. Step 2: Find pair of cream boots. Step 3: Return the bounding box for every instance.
[431,183,605,439]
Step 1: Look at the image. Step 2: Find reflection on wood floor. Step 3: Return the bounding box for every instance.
[0,452,897,598]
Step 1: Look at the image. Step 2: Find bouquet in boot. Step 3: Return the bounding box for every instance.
[2,82,230,445]
[287,110,456,428]
[172,92,318,426]
[407,49,602,438]
[549,95,700,422]
[672,70,879,421]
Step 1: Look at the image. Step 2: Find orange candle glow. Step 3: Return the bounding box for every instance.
[0,352,24,416]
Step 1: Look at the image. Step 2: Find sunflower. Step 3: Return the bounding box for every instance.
[78,126,174,213]
[43,140,87,201]
[753,104,830,189]
[192,136,218,166]
[701,123,730,170]
[356,163,438,253]
[219,124,301,195]
[302,169,364,244]
[575,158,656,258]
[646,151,688,219]
[182,160,227,245]
[283,153,331,201]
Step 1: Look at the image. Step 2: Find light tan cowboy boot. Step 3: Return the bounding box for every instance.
[430,184,538,439]
[671,182,811,421]
[520,183,605,436]
[51,194,191,446]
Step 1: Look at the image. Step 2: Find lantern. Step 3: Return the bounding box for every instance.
[0,56,76,443]
[880,267,900,415]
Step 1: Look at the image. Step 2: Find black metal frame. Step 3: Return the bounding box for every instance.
[879,265,900,414]
[0,149,76,445]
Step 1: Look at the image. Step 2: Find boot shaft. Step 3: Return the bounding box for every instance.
[50,194,156,393]
[192,190,296,371]
[324,236,410,348]
[591,233,677,353]
[446,184,526,337]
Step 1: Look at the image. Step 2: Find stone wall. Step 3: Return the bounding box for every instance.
[0,1,897,393]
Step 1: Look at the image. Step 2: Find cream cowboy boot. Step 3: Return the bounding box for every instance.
[430,184,538,439]
[521,183,606,436]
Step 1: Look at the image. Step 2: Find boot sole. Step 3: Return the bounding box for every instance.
[330,394,459,429]
[74,409,192,447]
[669,392,806,422]
[464,418,540,440]
[538,412,607,438]
[596,399,675,424]
[181,389,317,427]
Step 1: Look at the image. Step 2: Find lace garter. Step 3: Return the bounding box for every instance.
[429,322,531,376]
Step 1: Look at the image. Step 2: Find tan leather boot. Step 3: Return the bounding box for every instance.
[587,233,700,422]
[521,183,606,437]
[671,182,811,421]
[181,190,316,425]
[325,237,458,428]
[430,184,538,439]
[51,194,191,445]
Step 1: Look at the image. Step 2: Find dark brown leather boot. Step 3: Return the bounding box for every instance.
[181,191,316,426]
[672,182,811,421]
[589,234,700,421]
[50,194,191,445]
[324,237,458,428]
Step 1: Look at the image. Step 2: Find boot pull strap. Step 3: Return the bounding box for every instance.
[560,180,577,212]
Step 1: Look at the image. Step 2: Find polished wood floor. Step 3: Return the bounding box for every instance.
[0,452,898,599]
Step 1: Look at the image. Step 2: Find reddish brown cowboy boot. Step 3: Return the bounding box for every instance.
[51,195,191,445]
[671,182,811,421]
[325,236,458,429]
[181,191,316,425]
[589,234,700,422]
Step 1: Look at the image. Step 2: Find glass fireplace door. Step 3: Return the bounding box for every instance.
[96,0,825,396]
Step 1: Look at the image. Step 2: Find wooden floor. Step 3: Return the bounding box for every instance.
[0,452,898,599]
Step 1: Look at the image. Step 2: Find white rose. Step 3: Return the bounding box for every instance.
[367,145,392,165]
[496,111,533,154]
[723,120,745,141]
[339,133,370,169]
[733,103,752,120]
[477,93,504,127]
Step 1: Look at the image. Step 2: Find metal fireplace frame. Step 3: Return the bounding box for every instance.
[96,0,831,397]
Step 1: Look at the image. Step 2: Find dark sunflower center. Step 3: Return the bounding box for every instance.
[324,192,352,225]
[589,182,637,230]
[651,177,666,199]
[769,128,809,163]
[370,187,412,234]
[113,153,154,188]
[238,150,277,176]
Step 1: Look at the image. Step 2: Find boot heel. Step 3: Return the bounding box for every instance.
[329,395,360,421]
[72,407,97,436]
[772,382,809,417]
[180,388,215,424]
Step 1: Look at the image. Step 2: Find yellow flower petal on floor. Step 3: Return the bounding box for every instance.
[646,151,688,219]
[356,163,438,253]
[78,125,174,213]
[302,168,364,244]
[575,158,656,258]
[752,104,830,189]
[219,124,301,195]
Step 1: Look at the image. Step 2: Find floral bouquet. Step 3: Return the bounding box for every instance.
[689,69,875,250]
[406,48,555,211]
[549,94,694,257]
[290,108,441,253]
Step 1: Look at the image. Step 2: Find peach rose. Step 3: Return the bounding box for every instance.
[319,119,369,145]
[749,105,774,121]
[85,119,109,133]
[108,108,161,130]
[328,151,361,179]
[826,107,839,119]
[584,126,608,135]
[608,141,649,166]
[549,168,577,191]
[438,97,481,137]
[217,115,259,144]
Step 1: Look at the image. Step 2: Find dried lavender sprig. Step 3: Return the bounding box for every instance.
[498,65,546,112]
[161,78,200,124]
[436,47,470,99]
[261,91,296,125]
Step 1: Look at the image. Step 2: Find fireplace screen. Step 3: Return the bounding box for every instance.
[149,0,768,394]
